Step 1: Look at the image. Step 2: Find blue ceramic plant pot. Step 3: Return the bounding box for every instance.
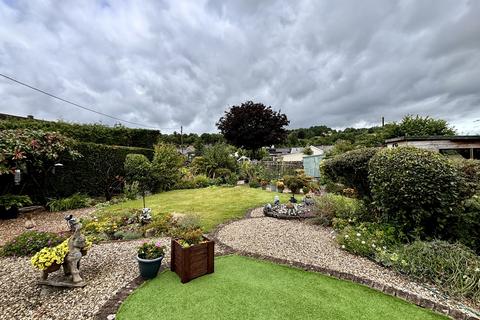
[137,255,164,279]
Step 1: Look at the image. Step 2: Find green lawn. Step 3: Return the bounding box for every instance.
[105,186,289,231]
[117,255,447,320]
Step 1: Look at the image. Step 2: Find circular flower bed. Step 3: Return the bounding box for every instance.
[263,202,315,219]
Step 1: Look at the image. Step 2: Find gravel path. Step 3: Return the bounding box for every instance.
[0,207,95,245]
[0,238,170,320]
[217,208,480,316]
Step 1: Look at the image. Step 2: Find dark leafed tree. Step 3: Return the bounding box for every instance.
[216,101,289,158]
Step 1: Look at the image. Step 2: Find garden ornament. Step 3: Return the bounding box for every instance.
[274,196,280,206]
[37,216,88,288]
[140,208,152,225]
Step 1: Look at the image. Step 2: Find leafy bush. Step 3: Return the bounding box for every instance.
[369,147,463,239]
[0,195,32,210]
[47,193,92,212]
[50,142,154,200]
[0,118,160,148]
[336,223,401,259]
[113,230,143,240]
[193,175,214,188]
[201,143,238,178]
[313,194,368,226]
[151,143,184,192]
[283,175,306,196]
[248,179,260,188]
[321,148,378,197]
[395,241,480,300]
[123,182,140,200]
[1,231,65,256]
[453,159,480,198]
[125,153,154,207]
[143,214,174,236]
[453,195,480,253]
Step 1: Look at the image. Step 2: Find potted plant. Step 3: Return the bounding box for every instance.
[276,180,285,193]
[0,194,32,219]
[260,179,269,190]
[137,241,166,279]
[171,227,214,283]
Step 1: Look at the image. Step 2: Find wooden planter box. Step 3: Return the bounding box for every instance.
[170,237,214,283]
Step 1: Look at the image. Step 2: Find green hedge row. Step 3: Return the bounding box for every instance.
[0,142,154,201]
[0,118,160,148]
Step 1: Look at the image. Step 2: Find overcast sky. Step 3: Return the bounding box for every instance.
[1,0,479,134]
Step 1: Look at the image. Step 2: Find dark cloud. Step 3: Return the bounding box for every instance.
[0,0,479,134]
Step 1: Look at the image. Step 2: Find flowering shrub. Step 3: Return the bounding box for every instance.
[47,193,92,212]
[336,222,401,259]
[31,238,93,270]
[137,241,165,260]
[1,231,65,257]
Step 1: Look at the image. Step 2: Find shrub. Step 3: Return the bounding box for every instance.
[123,181,140,200]
[143,214,174,236]
[321,148,378,198]
[453,195,480,253]
[113,230,143,240]
[453,159,480,198]
[151,143,184,192]
[0,195,32,210]
[47,193,92,212]
[248,179,260,188]
[337,223,401,259]
[395,241,480,300]
[1,231,65,256]
[283,175,306,196]
[193,175,213,188]
[201,143,238,178]
[52,142,154,200]
[369,147,463,239]
[313,194,368,226]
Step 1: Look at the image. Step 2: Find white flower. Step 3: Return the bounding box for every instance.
[475,268,480,272]
[371,244,376,248]
[463,275,468,279]
[383,246,387,250]
[348,219,352,222]
[361,241,366,244]
[341,245,345,249]
[344,235,349,239]
[356,233,361,237]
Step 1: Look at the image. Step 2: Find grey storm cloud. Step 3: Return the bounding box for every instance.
[0,0,479,133]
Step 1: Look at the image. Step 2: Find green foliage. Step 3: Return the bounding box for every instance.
[217,101,289,155]
[1,231,65,257]
[336,223,401,259]
[303,146,313,155]
[47,193,91,212]
[201,143,238,178]
[453,195,480,253]
[384,115,456,139]
[151,143,184,192]
[53,142,154,200]
[113,230,144,240]
[137,241,165,260]
[321,148,378,197]
[395,241,480,300]
[248,179,261,188]
[0,118,160,148]
[192,175,214,188]
[0,194,32,210]
[369,147,463,239]
[0,129,79,176]
[324,140,355,158]
[283,175,306,195]
[313,194,367,226]
[124,154,154,206]
[123,182,140,200]
[453,159,480,198]
[143,214,174,236]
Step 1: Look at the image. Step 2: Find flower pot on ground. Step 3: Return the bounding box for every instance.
[136,241,166,279]
[171,228,214,283]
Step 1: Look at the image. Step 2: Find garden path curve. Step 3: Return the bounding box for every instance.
[214,208,479,319]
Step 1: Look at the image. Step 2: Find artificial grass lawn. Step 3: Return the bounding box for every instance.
[105,186,290,231]
[117,255,447,320]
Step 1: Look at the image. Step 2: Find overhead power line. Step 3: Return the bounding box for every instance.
[0,72,175,130]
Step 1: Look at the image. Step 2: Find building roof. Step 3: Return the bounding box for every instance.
[385,135,480,143]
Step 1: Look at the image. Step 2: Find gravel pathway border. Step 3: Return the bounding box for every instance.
[210,208,480,320]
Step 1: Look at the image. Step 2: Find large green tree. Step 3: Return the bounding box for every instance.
[216,101,289,158]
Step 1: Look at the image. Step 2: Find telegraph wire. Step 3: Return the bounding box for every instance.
[0,72,178,130]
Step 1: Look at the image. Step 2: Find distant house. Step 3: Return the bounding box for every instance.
[281,146,325,162]
[385,136,480,159]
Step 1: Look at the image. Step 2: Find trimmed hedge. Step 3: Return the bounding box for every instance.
[0,118,160,148]
[0,142,154,201]
[321,148,378,197]
[56,142,154,199]
[369,147,463,239]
